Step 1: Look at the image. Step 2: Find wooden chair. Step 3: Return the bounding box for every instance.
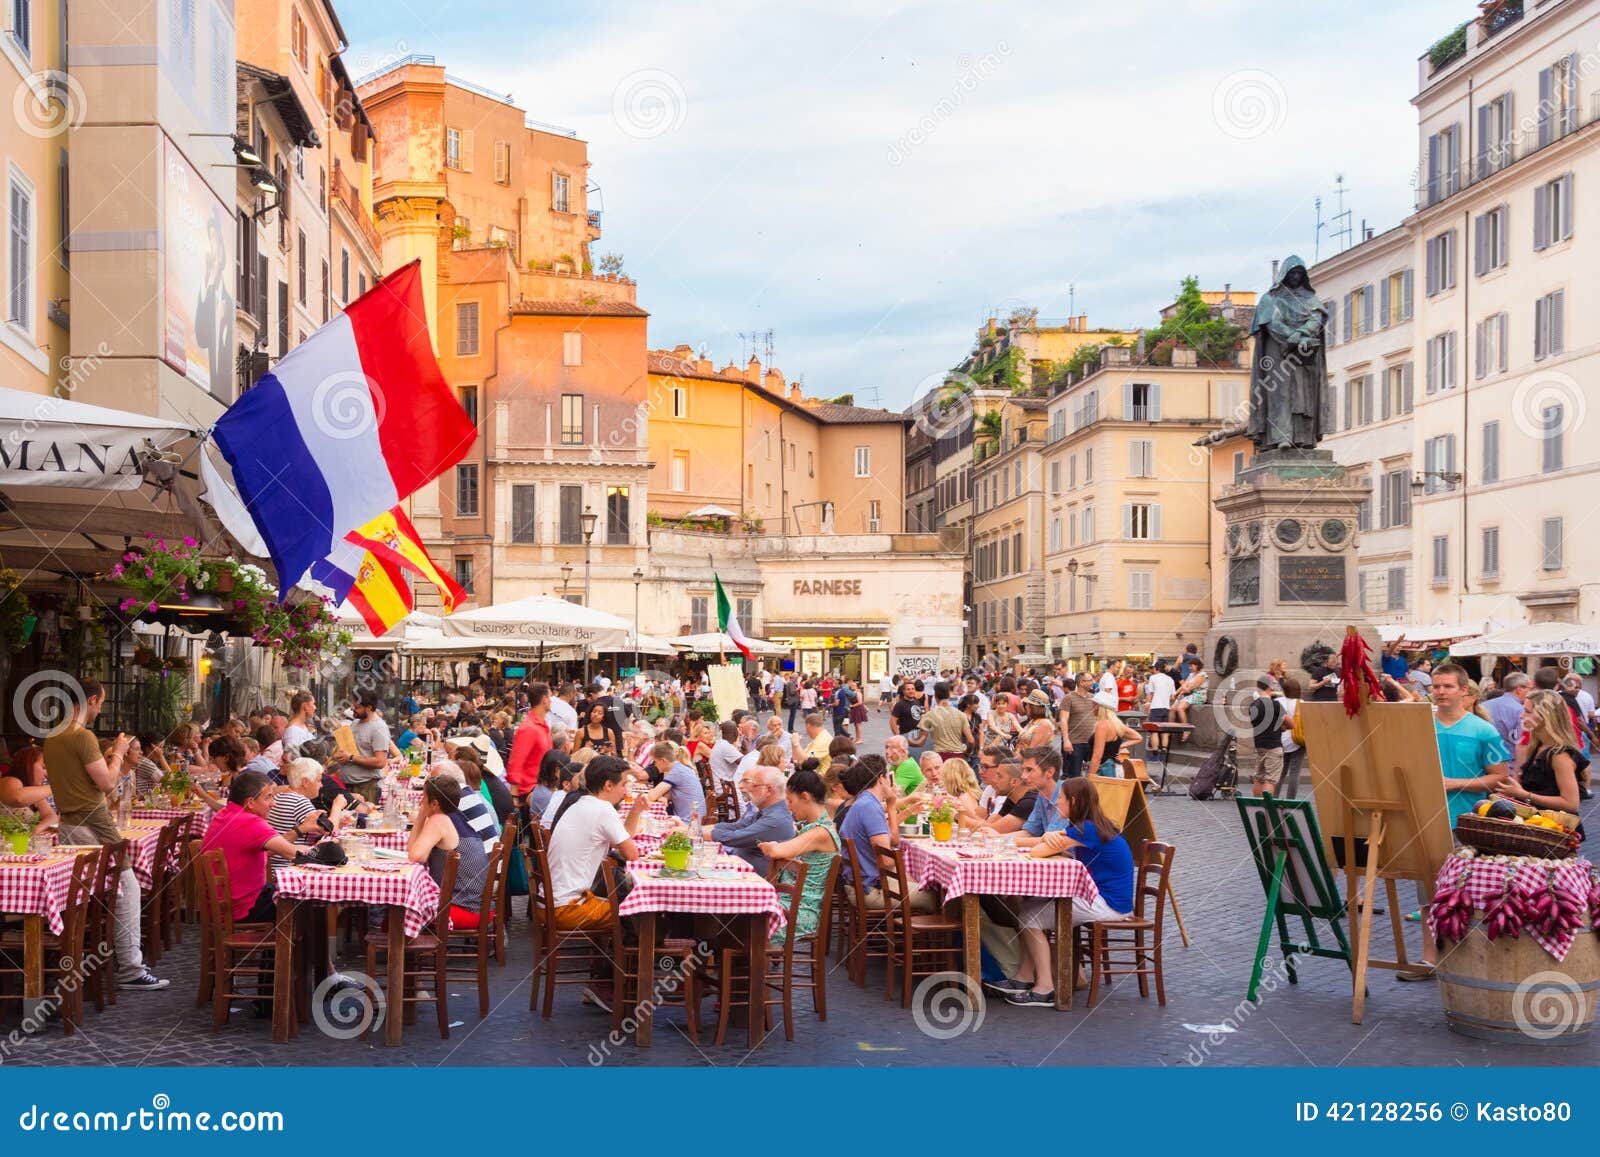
[193,850,296,1035]
[709,861,806,1044]
[839,838,890,987]
[139,818,185,962]
[493,814,517,965]
[716,780,741,824]
[527,841,614,1018]
[366,851,457,1040]
[86,839,127,1012]
[601,868,712,1043]
[523,816,545,921]
[874,843,962,1008]
[782,855,839,1019]
[1072,840,1175,1008]
[446,835,514,1018]
[0,850,98,1034]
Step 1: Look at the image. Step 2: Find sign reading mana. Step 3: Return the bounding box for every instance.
[793,579,862,597]
[0,438,149,488]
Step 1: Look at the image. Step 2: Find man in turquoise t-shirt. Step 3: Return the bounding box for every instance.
[1432,663,1510,825]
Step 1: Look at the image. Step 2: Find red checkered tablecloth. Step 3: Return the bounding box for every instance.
[617,857,784,939]
[0,848,95,934]
[275,862,440,937]
[902,839,1101,906]
[1428,850,1594,961]
[337,826,409,852]
[620,794,673,825]
[119,822,169,891]
[132,807,211,840]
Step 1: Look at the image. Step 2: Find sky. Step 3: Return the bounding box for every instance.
[339,0,1467,411]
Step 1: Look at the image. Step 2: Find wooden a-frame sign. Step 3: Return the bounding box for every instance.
[1091,776,1190,947]
[1298,700,1454,1024]
[1236,793,1352,1002]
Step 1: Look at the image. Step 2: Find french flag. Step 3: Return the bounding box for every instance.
[213,262,476,593]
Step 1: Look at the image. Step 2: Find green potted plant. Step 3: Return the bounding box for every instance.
[0,809,35,854]
[660,829,693,872]
[160,765,192,808]
[927,799,955,844]
[691,697,720,723]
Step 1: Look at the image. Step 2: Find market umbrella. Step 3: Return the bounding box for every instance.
[1449,621,1600,658]
[671,631,790,656]
[441,594,633,650]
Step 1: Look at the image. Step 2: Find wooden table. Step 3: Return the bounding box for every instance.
[0,847,98,1021]
[901,838,1100,1011]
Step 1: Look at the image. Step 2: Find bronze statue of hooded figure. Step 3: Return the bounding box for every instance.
[1246,255,1328,452]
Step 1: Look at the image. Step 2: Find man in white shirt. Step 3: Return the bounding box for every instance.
[709,721,744,789]
[964,675,991,721]
[1095,661,1121,709]
[1144,660,1177,753]
[878,672,895,705]
[1563,674,1596,726]
[547,682,580,733]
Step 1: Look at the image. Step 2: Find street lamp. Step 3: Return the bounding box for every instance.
[559,563,573,600]
[580,506,599,684]
[1410,470,1463,497]
[632,568,644,676]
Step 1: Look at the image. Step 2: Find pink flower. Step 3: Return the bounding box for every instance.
[182,536,197,547]
[178,591,188,601]
[110,565,123,578]
[147,601,157,612]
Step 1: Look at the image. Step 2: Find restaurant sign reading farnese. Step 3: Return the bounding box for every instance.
[793,579,862,596]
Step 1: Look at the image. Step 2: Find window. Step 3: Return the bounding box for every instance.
[1012,531,1023,572]
[456,302,479,356]
[453,558,472,595]
[1232,451,1245,480]
[9,0,28,54]
[562,331,582,366]
[1129,570,1154,610]
[452,216,470,250]
[807,450,814,478]
[737,598,754,630]
[854,446,870,477]
[1344,284,1373,339]
[1481,526,1500,578]
[1534,174,1574,250]
[1084,447,1093,482]
[296,227,307,303]
[1049,518,1062,552]
[445,127,471,171]
[551,172,570,213]
[670,386,687,418]
[1476,90,1515,178]
[560,394,584,445]
[1082,506,1095,542]
[1387,566,1407,611]
[1128,439,1155,478]
[606,485,630,544]
[1534,290,1566,360]
[1379,469,1411,528]
[1356,493,1371,532]
[1343,373,1375,427]
[1049,461,1061,495]
[1424,122,1461,205]
[1052,577,1061,614]
[359,272,367,295]
[1539,54,1580,146]
[670,451,689,492]
[291,8,307,67]
[1068,574,1078,612]
[1083,573,1095,611]
[1482,420,1500,484]
[1068,455,1077,489]
[1000,538,1010,576]
[1425,229,1457,295]
[6,173,30,333]
[1542,403,1565,472]
[493,140,511,184]
[1430,534,1449,585]
[1423,434,1457,493]
[1425,331,1456,393]
[689,596,709,634]
[999,601,1008,633]
[1473,204,1509,277]
[1383,363,1414,417]
[1474,312,1508,378]
[1381,269,1413,326]
[1122,382,1160,421]
[1323,298,1337,348]
[558,484,583,544]
[511,484,537,543]
[455,464,479,516]
[320,259,329,322]
[1013,596,1023,631]
[339,248,349,303]
[457,385,478,426]
[1124,503,1161,540]
[1542,517,1564,571]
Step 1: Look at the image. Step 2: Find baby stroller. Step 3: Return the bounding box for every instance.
[1187,735,1239,801]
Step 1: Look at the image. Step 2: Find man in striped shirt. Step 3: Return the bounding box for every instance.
[266,758,330,872]
[431,761,499,852]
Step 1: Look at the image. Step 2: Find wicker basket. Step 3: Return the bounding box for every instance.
[1453,813,1577,859]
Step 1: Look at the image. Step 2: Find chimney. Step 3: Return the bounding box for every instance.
[789,383,804,404]
[672,343,693,358]
[764,365,785,394]
[1220,283,1232,306]
[1078,314,1087,331]
[744,355,762,385]
[1270,258,1280,283]
[696,355,713,375]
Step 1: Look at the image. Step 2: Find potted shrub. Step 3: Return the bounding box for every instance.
[160,765,192,809]
[927,799,955,844]
[0,809,34,854]
[661,829,693,872]
[691,697,720,723]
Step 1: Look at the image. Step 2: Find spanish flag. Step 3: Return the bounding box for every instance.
[348,506,468,613]
[347,548,414,636]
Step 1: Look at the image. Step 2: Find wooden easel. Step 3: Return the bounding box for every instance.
[1299,701,1453,1024]
[1091,776,1191,947]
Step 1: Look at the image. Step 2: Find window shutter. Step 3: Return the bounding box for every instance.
[1379,276,1390,328]
[1552,290,1565,355]
[1502,91,1515,162]
[1400,268,1413,320]
[1539,67,1553,147]
[1324,298,1336,347]
[1148,382,1162,422]
[1362,285,1373,336]
[1151,504,1163,540]
[1425,240,1438,295]
[1121,504,1132,539]
[1343,380,1354,428]
[1342,293,1353,341]
[1381,371,1392,419]
[461,130,474,172]
[1402,362,1413,412]
[1426,132,1440,203]
[1560,173,1574,240]
[1473,214,1486,277]
[1122,381,1134,420]
[1362,374,1374,424]
[1128,441,1139,476]
[1475,321,1486,378]
[1378,476,1390,526]
[1445,433,1457,475]
[1426,343,1437,394]
[1445,229,1457,287]
[1534,183,1549,250]
[1398,475,1411,525]
[1476,104,1490,177]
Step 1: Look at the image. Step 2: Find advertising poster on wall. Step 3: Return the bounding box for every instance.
[162,136,235,396]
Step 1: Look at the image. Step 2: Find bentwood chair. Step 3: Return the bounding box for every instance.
[1072,840,1175,1008]
[87,839,128,1011]
[601,868,712,1044]
[0,850,98,1034]
[788,855,840,1019]
[366,851,457,1040]
[140,818,186,962]
[446,834,515,1018]
[527,841,614,1018]
[874,844,962,1008]
[194,850,295,1035]
[709,861,806,1044]
[493,814,518,965]
[840,838,890,987]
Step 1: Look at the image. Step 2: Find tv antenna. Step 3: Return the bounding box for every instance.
[738,328,775,370]
[1330,174,1354,255]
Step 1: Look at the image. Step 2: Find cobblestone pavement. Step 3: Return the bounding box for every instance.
[5,704,1594,1067]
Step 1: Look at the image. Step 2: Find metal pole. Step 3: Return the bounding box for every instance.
[583,531,593,686]
[633,577,641,675]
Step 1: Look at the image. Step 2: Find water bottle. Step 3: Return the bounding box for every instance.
[687,805,701,848]
[116,774,133,828]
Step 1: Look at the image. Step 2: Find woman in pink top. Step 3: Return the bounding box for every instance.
[200,770,302,923]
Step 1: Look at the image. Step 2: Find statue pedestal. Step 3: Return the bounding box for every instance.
[1194,449,1380,751]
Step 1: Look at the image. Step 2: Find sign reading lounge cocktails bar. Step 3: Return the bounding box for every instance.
[1278,555,1346,604]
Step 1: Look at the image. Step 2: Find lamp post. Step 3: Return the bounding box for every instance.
[632,568,644,677]
[580,506,599,684]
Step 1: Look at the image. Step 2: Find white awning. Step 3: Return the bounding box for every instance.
[1378,620,1504,645]
[1451,621,1600,658]
[440,595,633,650]
[671,631,791,656]
[683,504,739,518]
[0,385,196,491]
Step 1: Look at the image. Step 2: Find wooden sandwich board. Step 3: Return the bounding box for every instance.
[1090,776,1190,947]
[1236,794,1352,1002]
[1298,700,1454,1024]
[706,663,748,726]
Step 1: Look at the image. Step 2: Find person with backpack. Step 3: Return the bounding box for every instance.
[781,673,802,731]
[1242,677,1287,796]
[830,680,856,738]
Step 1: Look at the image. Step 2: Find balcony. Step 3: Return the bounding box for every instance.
[331,160,382,256]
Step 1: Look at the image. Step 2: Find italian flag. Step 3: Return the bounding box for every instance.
[716,573,754,661]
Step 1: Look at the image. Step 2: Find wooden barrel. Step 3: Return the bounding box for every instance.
[1437,919,1600,1044]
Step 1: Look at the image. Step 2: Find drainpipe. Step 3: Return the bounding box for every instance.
[480,308,514,602]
